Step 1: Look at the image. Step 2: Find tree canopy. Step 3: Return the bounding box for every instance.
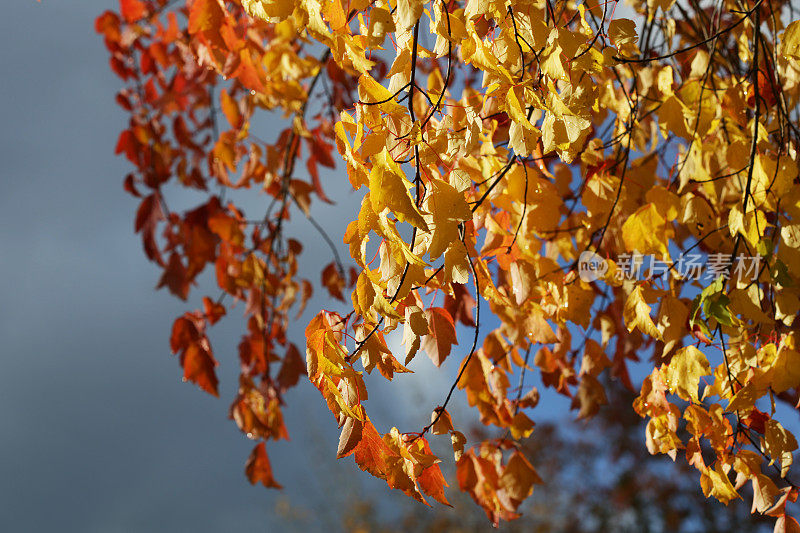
[97,0,800,527]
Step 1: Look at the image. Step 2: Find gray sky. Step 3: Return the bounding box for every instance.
[0,2,376,531]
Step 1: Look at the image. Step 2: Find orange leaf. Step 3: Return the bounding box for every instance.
[417,440,451,506]
[188,0,224,34]
[352,417,397,478]
[120,0,146,22]
[245,442,282,489]
[457,449,520,527]
[421,308,458,367]
[208,212,244,247]
[220,89,242,129]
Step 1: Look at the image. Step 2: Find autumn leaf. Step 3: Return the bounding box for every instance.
[277,343,306,391]
[624,285,663,340]
[337,416,363,459]
[622,203,669,257]
[420,307,458,367]
[700,462,739,504]
[499,451,542,505]
[245,442,282,489]
[351,417,396,479]
[120,0,146,22]
[663,345,710,403]
[321,262,346,301]
[771,349,800,393]
[241,0,293,21]
[424,178,472,260]
[764,420,798,478]
[369,149,428,231]
[188,0,224,34]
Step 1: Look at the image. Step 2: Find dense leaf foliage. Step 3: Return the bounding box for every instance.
[98,0,800,526]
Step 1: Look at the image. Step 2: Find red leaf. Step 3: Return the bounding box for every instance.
[181,342,219,396]
[157,252,191,300]
[277,343,306,391]
[311,135,336,168]
[444,283,476,327]
[134,194,165,265]
[321,262,345,301]
[123,174,141,197]
[202,296,226,325]
[95,11,121,41]
[305,136,335,204]
[170,316,199,353]
[245,443,282,489]
[238,316,269,376]
[115,129,137,164]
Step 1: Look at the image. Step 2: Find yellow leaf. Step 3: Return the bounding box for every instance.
[656,295,688,357]
[624,285,663,340]
[394,0,424,31]
[771,349,800,393]
[358,75,405,114]
[242,0,293,21]
[701,462,739,504]
[402,305,429,365]
[508,120,541,156]
[424,178,472,260]
[663,345,710,402]
[764,419,797,477]
[505,87,535,130]
[725,381,760,414]
[608,19,638,56]
[450,430,466,461]
[657,96,689,139]
[369,149,429,231]
[645,186,681,221]
[622,203,669,257]
[781,21,800,59]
